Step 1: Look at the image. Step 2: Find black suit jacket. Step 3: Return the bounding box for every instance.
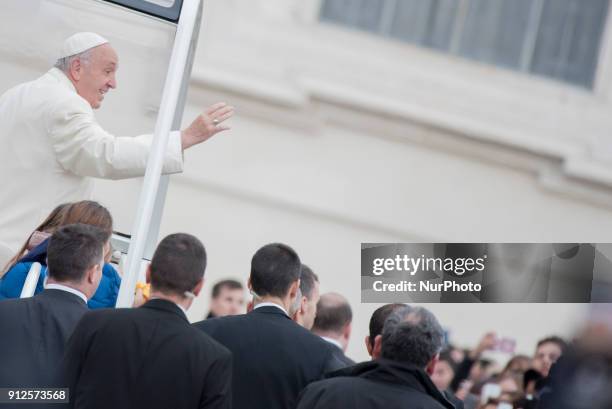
[0,289,88,388]
[324,340,356,368]
[193,305,342,409]
[63,299,232,409]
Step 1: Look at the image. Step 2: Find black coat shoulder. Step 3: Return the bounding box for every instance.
[0,290,88,388]
[193,306,340,409]
[297,360,455,409]
[64,299,232,409]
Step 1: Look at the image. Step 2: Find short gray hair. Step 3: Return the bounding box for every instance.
[53,49,93,73]
[381,305,445,368]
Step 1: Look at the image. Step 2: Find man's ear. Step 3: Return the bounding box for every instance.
[365,336,373,357]
[86,263,98,285]
[372,334,383,359]
[288,284,303,316]
[289,279,300,300]
[70,58,83,81]
[103,241,112,263]
[145,264,152,284]
[299,295,307,314]
[246,277,254,312]
[291,296,306,321]
[192,278,204,297]
[343,322,352,341]
[425,354,440,376]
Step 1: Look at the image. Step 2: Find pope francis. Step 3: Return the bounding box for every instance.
[0,33,233,252]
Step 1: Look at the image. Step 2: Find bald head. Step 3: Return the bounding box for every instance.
[312,292,352,336]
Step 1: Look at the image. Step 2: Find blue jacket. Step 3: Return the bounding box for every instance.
[0,239,121,309]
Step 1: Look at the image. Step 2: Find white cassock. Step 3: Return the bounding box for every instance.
[0,67,183,251]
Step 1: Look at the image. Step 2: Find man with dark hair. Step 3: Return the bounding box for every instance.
[0,223,108,390]
[194,243,341,409]
[63,233,231,409]
[296,305,455,409]
[206,279,245,318]
[292,264,320,329]
[365,303,405,358]
[311,292,355,367]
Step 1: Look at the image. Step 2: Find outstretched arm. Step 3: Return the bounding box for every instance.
[48,96,233,180]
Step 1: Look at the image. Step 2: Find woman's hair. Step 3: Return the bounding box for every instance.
[1,202,70,276]
[501,354,531,377]
[58,201,113,235]
[1,201,113,275]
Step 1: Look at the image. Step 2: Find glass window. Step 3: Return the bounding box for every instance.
[531,0,609,87]
[320,0,610,88]
[320,0,387,32]
[389,0,458,51]
[458,0,532,69]
[103,0,183,22]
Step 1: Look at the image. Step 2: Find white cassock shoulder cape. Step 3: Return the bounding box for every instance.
[0,68,183,251]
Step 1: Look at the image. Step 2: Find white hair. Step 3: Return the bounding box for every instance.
[53,49,93,73]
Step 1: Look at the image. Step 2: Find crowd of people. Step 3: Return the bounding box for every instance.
[0,200,597,409]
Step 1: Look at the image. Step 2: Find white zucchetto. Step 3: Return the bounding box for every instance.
[59,32,109,59]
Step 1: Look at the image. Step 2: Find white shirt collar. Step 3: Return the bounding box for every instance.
[321,336,343,350]
[253,302,288,316]
[45,283,88,304]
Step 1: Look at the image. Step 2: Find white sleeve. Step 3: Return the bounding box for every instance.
[46,96,183,180]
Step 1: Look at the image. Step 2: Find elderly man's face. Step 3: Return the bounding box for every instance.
[75,44,118,109]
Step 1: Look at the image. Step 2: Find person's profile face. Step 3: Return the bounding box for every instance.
[210,287,245,317]
[430,360,454,391]
[532,342,562,376]
[76,44,118,109]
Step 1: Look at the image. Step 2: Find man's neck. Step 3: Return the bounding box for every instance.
[313,330,346,351]
[253,296,289,312]
[149,290,192,312]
